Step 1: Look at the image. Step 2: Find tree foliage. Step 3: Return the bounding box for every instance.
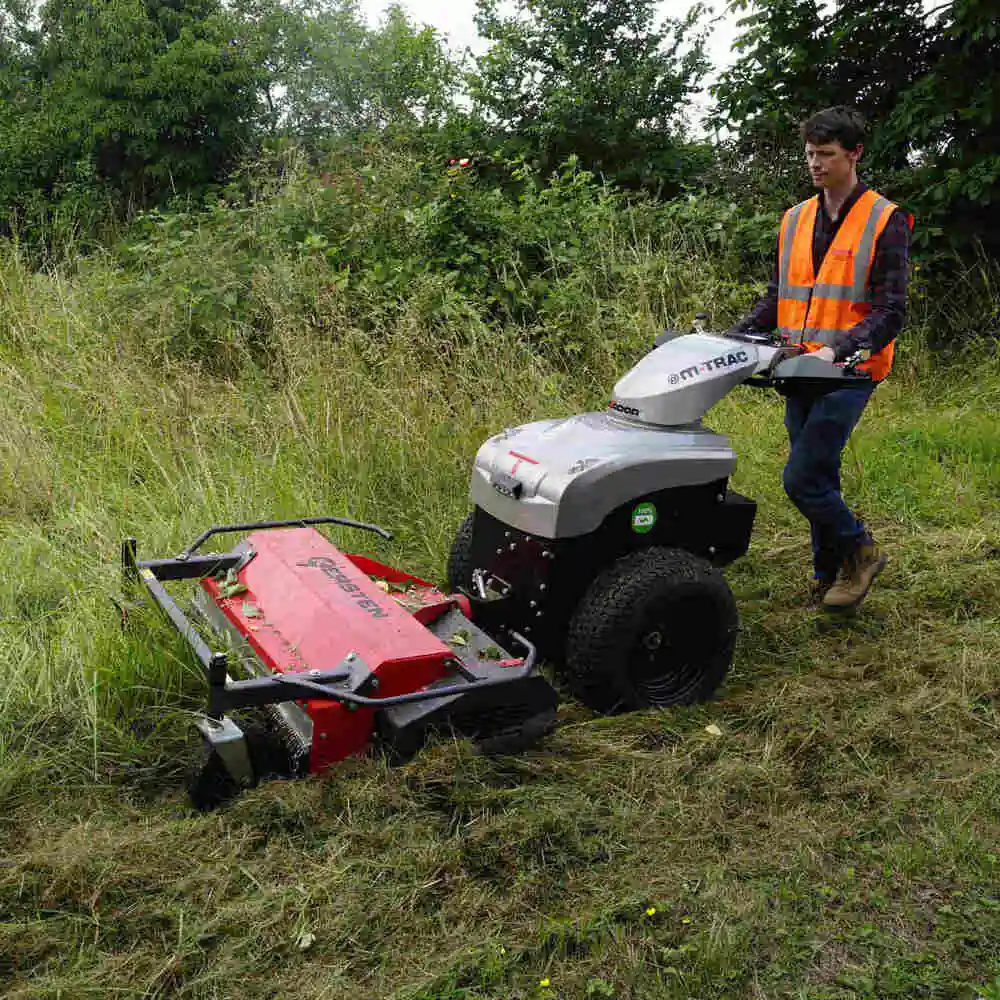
[0,0,469,244]
[468,0,711,193]
[0,0,268,236]
[712,0,1000,255]
[0,0,996,285]
[262,0,460,140]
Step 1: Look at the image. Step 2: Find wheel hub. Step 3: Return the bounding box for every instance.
[642,630,664,651]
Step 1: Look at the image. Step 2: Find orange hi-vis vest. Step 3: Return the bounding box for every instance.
[777,188,910,381]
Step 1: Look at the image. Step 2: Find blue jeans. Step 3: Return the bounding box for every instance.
[782,383,877,579]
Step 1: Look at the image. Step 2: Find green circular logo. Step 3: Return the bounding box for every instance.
[631,502,657,534]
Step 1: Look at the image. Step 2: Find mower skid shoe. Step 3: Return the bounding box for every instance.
[377,675,558,762]
[196,716,254,783]
[189,716,257,812]
[188,712,310,811]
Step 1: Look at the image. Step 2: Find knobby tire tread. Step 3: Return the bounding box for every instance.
[565,546,737,713]
[446,511,476,595]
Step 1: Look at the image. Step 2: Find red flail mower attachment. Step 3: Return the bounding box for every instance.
[123,517,558,809]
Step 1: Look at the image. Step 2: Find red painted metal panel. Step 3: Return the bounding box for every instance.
[200,528,450,673]
[305,703,374,770]
[198,527,462,769]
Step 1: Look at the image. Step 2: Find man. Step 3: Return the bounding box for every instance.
[728,106,912,611]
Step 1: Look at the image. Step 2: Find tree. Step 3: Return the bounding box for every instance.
[0,0,268,237]
[468,0,711,193]
[711,0,1000,255]
[0,1,35,93]
[264,0,461,140]
[880,0,1000,253]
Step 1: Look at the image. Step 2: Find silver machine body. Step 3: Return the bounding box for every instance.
[470,333,787,540]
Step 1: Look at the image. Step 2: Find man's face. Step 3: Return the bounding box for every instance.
[805,140,861,189]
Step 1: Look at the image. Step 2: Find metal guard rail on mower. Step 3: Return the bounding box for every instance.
[121,517,538,721]
[177,515,393,560]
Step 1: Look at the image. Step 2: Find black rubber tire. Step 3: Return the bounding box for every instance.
[446,511,476,594]
[565,547,738,714]
[188,744,240,812]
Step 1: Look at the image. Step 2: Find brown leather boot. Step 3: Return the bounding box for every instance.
[822,543,888,611]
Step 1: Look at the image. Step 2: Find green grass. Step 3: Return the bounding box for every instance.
[1,239,999,1000]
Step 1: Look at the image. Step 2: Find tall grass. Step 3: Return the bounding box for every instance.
[1,165,999,998]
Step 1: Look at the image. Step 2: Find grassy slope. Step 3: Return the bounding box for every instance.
[1,247,999,1000]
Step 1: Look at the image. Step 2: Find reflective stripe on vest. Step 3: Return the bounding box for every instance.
[776,189,905,380]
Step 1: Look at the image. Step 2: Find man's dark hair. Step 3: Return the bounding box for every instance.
[801,106,866,150]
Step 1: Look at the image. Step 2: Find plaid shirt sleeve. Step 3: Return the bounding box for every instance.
[832,208,911,361]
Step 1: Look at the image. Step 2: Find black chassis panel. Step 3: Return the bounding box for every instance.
[464,479,756,655]
[376,606,559,760]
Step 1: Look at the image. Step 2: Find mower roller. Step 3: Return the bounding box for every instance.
[124,327,870,807]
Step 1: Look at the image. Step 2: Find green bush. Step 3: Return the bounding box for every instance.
[0,0,268,257]
[109,146,781,374]
[103,138,997,382]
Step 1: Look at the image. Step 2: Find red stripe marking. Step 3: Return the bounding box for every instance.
[508,450,539,464]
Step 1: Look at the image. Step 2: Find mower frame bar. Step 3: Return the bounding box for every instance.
[177,515,393,561]
[134,553,244,582]
[269,635,538,708]
[197,636,538,717]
